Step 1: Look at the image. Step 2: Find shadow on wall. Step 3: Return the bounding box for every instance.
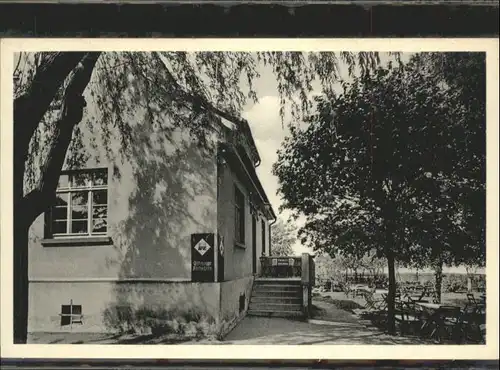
[102,118,219,337]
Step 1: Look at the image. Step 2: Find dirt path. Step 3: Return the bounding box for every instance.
[222,316,429,345]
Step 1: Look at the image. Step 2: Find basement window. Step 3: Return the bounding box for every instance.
[60,302,83,327]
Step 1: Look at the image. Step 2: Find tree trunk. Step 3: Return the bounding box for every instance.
[14,53,88,186]
[465,267,472,293]
[386,250,397,334]
[12,52,101,344]
[434,259,443,304]
[13,211,30,343]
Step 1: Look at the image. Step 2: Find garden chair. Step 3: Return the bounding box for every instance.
[395,300,422,335]
[457,304,486,343]
[429,305,462,343]
[394,291,402,302]
[405,287,429,304]
[467,293,477,306]
[466,293,485,314]
[426,289,439,304]
[362,291,387,312]
[344,285,352,298]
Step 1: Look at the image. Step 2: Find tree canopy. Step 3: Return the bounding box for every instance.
[273,52,486,331]
[270,219,296,256]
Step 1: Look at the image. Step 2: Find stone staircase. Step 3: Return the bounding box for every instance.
[247,278,304,318]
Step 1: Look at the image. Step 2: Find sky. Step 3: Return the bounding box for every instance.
[242,73,310,255]
[241,53,389,255]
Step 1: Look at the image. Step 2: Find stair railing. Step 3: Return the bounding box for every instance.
[259,256,302,278]
[258,253,315,318]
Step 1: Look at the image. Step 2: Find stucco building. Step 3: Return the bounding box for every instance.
[27,102,276,337]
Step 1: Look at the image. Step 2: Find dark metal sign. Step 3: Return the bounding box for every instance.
[191,233,215,282]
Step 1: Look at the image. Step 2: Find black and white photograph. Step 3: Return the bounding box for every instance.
[0,39,497,359]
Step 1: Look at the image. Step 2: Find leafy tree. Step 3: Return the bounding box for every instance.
[400,53,486,302]
[270,219,296,256]
[316,250,384,289]
[13,51,384,343]
[273,52,485,333]
[360,250,386,280]
[314,253,336,287]
[315,253,346,289]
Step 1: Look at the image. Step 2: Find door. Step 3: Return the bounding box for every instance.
[252,216,257,274]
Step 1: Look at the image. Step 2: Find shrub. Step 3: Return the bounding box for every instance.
[102,304,215,338]
[443,274,468,293]
[102,305,135,334]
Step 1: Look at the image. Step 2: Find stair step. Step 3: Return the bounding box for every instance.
[247,310,304,318]
[254,285,302,292]
[255,279,301,284]
[254,280,301,284]
[249,303,302,311]
[251,296,302,304]
[251,290,302,297]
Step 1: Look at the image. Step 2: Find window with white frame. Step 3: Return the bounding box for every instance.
[47,168,108,238]
[234,185,245,245]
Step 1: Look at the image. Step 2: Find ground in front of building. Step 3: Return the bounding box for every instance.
[28,292,439,345]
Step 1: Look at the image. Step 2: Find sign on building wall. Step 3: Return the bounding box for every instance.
[191,233,215,282]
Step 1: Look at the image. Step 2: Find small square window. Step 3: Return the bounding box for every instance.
[60,304,82,326]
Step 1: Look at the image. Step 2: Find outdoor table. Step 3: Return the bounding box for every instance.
[415,302,462,342]
[409,295,429,303]
[416,302,441,310]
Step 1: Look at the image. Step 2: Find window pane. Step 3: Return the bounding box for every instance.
[235,188,244,206]
[71,220,88,234]
[71,191,88,207]
[92,170,108,186]
[72,305,82,315]
[52,220,67,234]
[235,211,240,241]
[61,305,71,314]
[60,305,71,326]
[240,217,245,241]
[92,190,107,205]
[92,205,107,219]
[58,174,69,188]
[52,206,67,220]
[54,193,68,206]
[71,172,91,188]
[92,218,107,233]
[61,316,71,326]
[72,205,88,220]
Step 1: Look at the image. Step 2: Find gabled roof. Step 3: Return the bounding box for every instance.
[217,115,261,166]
